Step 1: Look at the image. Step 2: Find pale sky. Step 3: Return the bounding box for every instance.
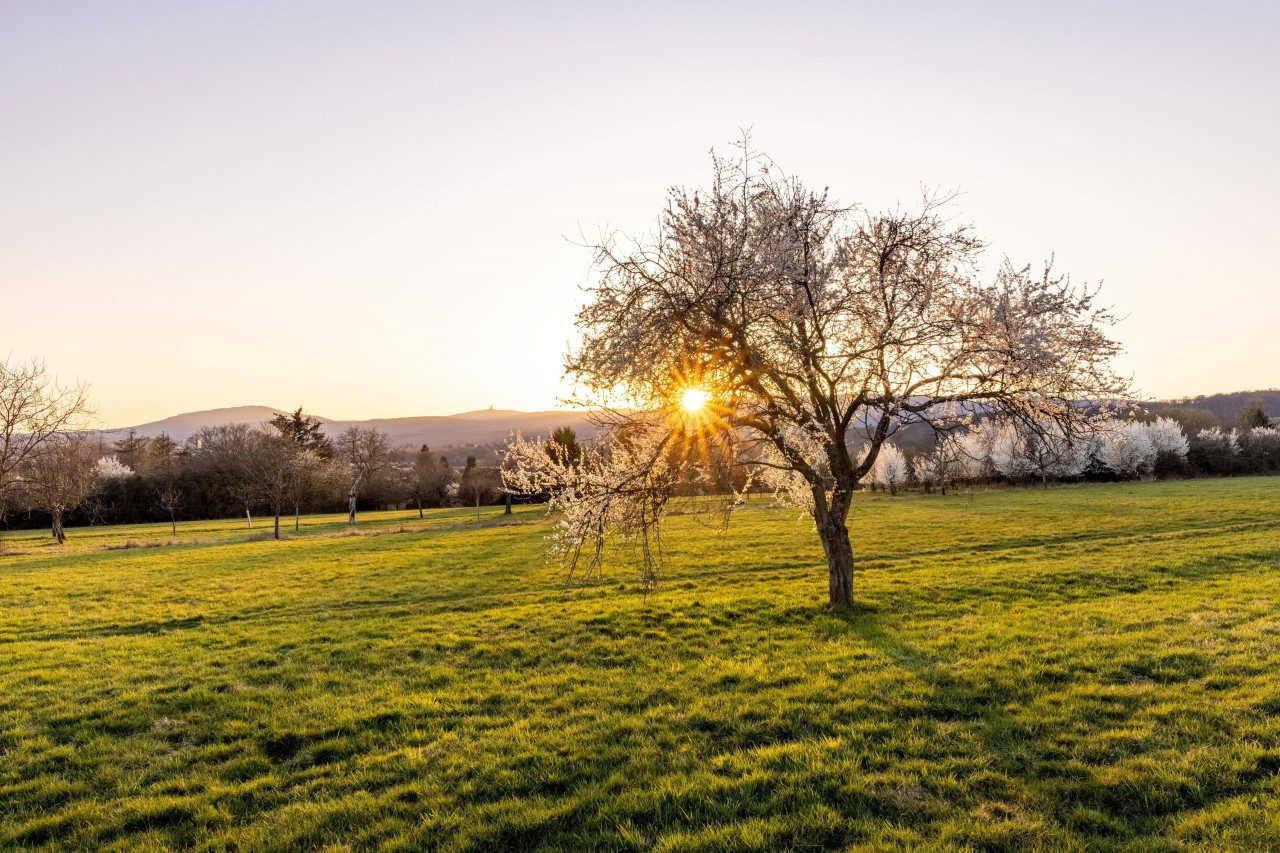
[2,1,1277,428]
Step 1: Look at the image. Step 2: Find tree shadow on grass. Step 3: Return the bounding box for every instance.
[840,605,1030,729]
[5,615,208,644]
[829,604,1268,844]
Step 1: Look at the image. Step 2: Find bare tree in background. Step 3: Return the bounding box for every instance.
[243,432,307,540]
[187,424,258,528]
[407,445,456,518]
[508,139,1129,608]
[157,486,182,535]
[457,455,503,518]
[18,434,99,543]
[336,427,393,525]
[0,357,93,515]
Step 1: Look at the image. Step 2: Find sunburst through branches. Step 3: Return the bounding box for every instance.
[679,387,710,414]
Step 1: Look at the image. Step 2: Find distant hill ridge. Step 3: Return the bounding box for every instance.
[1154,389,1279,421]
[104,406,599,448]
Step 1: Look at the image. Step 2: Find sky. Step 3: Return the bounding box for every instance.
[2,1,1277,428]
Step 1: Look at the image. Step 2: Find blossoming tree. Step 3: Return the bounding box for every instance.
[507,142,1129,608]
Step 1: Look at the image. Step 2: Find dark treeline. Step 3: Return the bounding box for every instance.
[1156,389,1280,424]
[2,409,521,537]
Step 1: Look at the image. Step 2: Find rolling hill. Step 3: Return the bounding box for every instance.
[102,406,600,450]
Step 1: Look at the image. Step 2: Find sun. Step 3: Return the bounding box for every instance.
[680,387,710,414]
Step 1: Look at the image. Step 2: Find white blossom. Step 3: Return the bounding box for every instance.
[94,455,134,480]
[1147,417,1189,459]
[1196,427,1240,457]
[1099,420,1157,478]
[863,443,909,494]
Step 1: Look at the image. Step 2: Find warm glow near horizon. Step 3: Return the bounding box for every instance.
[2,3,1276,428]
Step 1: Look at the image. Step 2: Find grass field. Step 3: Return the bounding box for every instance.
[2,479,1279,851]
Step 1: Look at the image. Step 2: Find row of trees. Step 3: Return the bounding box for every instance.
[1,400,513,541]
[867,413,1279,494]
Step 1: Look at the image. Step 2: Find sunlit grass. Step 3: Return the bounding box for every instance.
[2,479,1279,849]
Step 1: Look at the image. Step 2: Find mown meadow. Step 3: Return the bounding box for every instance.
[2,479,1279,851]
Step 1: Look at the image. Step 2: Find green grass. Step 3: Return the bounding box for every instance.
[2,479,1279,850]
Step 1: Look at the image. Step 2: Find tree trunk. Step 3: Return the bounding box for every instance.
[348,489,358,525]
[818,514,855,608]
[418,497,424,519]
[813,484,855,608]
[504,492,512,515]
[475,495,480,520]
[273,511,280,540]
[170,512,176,535]
[245,505,252,528]
[295,505,300,532]
[51,511,66,544]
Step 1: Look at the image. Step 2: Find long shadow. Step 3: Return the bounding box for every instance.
[832,605,1098,834]
[2,615,208,644]
[833,605,1264,840]
[843,517,1275,569]
[843,606,1029,726]
[1,580,579,645]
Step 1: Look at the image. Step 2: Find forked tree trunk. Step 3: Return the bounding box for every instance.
[51,511,66,544]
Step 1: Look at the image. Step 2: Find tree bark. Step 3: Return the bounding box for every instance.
[295,505,300,532]
[504,492,512,515]
[273,512,280,540]
[245,505,252,528]
[170,513,176,535]
[813,484,855,608]
[818,514,855,608]
[418,498,424,519]
[51,510,66,544]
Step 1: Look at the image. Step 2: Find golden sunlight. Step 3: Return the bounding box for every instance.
[680,387,710,413]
